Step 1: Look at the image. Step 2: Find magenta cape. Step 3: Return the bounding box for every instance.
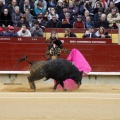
[56,48,92,90]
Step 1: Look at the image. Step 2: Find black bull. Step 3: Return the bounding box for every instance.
[19,57,83,91]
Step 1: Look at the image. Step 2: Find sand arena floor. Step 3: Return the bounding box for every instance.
[0,84,120,120]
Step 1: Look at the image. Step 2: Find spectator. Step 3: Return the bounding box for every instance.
[95,14,109,28]
[36,15,47,29]
[60,12,73,28]
[94,0,108,11]
[59,6,68,21]
[0,8,13,27]
[34,0,47,11]
[20,0,34,15]
[71,0,80,6]
[73,15,85,28]
[46,14,60,28]
[59,6,74,21]
[95,26,111,38]
[8,0,18,14]
[55,0,63,15]
[0,0,6,14]
[93,1,102,14]
[94,7,104,22]
[17,24,31,37]
[0,27,5,36]
[24,8,33,27]
[46,30,59,43]
[47,7,59,20]
[4,0,12,5]
[64,28,77,37]
[17,14,30,27]
[84,16,94,28]
[12,6,22,27]
[106,1,119,15]
[114,0,120,13]
[82,10,93,22]
[47,0,56,8]
[4,26,18,36]
[34,1,45,16]
[30,20,43,37]
[67,1,79,18]
[82,26,97,38]
[19,0,34,8]
[80,0,92,16]
[107,8,120,29]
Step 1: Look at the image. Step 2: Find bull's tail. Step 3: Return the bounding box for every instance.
[18,55,33,65]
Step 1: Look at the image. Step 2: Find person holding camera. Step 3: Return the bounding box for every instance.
[17,24,31,37]
[30,20,43,37]
[60,12,73,28]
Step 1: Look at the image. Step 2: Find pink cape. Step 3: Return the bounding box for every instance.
[56,48,92,90]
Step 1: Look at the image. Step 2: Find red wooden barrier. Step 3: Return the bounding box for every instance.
[0,37,119,72]
[0,37,112,44]
[0,37,46,43]
[58,37,112,44]
[1,27,118,34]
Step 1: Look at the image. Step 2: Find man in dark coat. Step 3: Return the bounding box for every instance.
[0,8,13,27]
[0,0,7,14]
[55,0,63,15]
[19,0,35,15]
[59,12,74,28]
[95,14,110,28]
[59,6,74,21]
[46,14,60,28]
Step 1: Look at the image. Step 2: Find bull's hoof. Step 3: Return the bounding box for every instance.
[53,88,56,92]
[63,89,67,91]
[28,88,36,92]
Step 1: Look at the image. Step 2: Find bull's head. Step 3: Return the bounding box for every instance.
[74,71,83,85]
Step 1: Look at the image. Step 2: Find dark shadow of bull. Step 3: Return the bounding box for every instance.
[18,56,83,91]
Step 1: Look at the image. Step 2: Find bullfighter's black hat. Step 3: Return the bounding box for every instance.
[53,40,62,47]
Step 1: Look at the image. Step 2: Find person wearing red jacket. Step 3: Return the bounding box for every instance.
[73,15,85,28]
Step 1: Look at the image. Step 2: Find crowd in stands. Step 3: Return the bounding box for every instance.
[0,0,119,37]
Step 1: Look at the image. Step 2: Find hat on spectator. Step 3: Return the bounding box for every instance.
[62,5,68,9]
[51,30,56,34]
[77,15,82,19]
[58,0,63,2]
[39,0,43,2]
[37,14,43,19]
[98,7,104,12]
[88,26,93,29]
[9,26,14,30]
[0,27,3,31]
[34,20,39,25]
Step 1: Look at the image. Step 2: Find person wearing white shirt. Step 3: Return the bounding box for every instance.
[17,24,31,37]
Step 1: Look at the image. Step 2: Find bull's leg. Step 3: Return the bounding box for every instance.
[28,81,36,91]
[53,81,59,91]
[28,76,36,92]
[60,81,67,91]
